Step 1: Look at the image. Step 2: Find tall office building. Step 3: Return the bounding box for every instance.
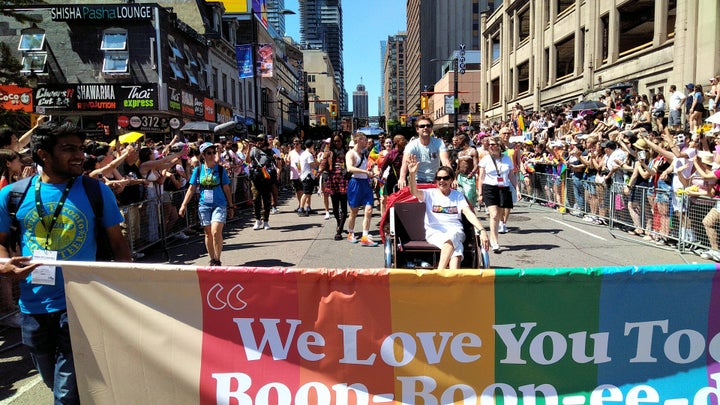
[379,40,386,116]
[383,32,407,122]
[353,84,369,119]
[266,0,288,38]
[299,0,345,112]
[405,0,483,117]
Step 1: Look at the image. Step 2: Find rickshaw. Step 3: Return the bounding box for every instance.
[379,184,490,269]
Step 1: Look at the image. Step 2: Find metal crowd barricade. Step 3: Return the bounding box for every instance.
[517,173,710,256]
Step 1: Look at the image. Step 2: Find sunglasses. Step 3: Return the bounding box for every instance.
[488,143,498,146]
[435,175,452,181]
[417,124,432,129]
[204,150,217,155]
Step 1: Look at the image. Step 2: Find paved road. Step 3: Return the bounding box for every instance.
[0,191,705,404]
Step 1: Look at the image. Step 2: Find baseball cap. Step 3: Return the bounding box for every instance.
[601,140,617,149]
[199,142,215,154]
[686,83,695,89]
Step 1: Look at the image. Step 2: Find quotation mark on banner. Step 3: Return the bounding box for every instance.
[206,283,247,311]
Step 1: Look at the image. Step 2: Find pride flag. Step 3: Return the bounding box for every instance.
[61,262,720,404]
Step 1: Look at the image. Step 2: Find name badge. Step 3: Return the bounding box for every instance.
[203,189,214,204]
[497,177,505,185]
[31,250,58,285]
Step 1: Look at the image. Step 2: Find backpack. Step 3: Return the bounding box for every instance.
[7,175,114,261]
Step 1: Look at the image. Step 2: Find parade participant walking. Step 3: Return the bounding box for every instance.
[0,121,131,405]
[179,142,233,266]
[407,155,490,270]
[299,139,319,216]
[247,135,275,229]
[286,137,304,212]
[320,134,349,240]
[478,137,517,252]
[346,132,378,246]
[398,116,451,187]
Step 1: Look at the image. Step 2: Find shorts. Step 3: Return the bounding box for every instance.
[292,179,302,192]
[301,176,316,195]
[482,184,514,209]
[426,229,465,258]
[585,175,597,195]
[654,180,672,204]
[198,204,227,226]
[347,177,374,208]
[669,109,682,126]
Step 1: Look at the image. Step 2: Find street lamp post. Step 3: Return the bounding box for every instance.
[453,57,459,133]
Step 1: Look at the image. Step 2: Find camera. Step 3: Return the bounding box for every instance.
[638,150,647,160]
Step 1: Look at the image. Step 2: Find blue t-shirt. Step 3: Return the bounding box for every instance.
[189,164,230,206]
[0,176,124,314]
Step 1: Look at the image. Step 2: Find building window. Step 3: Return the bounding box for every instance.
[169,60,185,80]
[20,53,47,73]
[667,0,677,38]
[168,36,185,60]
[518,7,530,44]
[101,31,127,50]
[555,35,574,79]
[221,73,227,102]
[557,0,574,17]
[491,78,500,106]
[618,0,654,56]
[517,61,530,94]
[18,32,45,51]
[212,68,218,99]
[600,14,609,63]
[103,52,129,74]
[491,34,501,63]
[231,78,237,106]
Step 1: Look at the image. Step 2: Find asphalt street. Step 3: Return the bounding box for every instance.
[0,191,707,404]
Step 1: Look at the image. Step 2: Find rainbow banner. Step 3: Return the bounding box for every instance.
[62,262,720,404]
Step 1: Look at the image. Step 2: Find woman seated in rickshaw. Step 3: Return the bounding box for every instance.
[407,155,490,270]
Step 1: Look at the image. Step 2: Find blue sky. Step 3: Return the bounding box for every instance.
[284,0,406,116]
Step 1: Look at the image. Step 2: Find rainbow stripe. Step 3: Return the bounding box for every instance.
[195,264,720,403]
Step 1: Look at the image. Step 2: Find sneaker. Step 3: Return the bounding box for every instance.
[583,215,595,222]
[498,222,507,234]
[711,251,720,262]
[175,231,190,240]
[347,234,358,243]
[359,235,378,247]
[303,209,310,217]
[334,233,343,241]
[263,221,271,230]
[700,250,716,260]
[0,312,22,328]
[491,243,501,253]
[270,207,279,214]
[253,220,262,230]
[324,211,331,220]
[132,252,145,260]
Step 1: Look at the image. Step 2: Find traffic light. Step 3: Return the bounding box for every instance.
[475,102,481,112]
[420,95,428,110]
[400,115,406,126]
[329,103,337,117]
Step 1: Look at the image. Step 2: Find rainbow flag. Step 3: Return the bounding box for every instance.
[611,108,624,127]
[61,262,720,404]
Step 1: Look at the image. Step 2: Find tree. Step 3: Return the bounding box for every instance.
[1,0,44,25]
[0,42,28,86]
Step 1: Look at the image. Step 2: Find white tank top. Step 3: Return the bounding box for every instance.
[349,149,368,179]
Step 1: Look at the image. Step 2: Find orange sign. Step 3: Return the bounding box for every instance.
[0,85,33,113]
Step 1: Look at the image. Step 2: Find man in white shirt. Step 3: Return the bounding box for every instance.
[286,138,304,212]
[668,85,687,131]
[298,139,319,216]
